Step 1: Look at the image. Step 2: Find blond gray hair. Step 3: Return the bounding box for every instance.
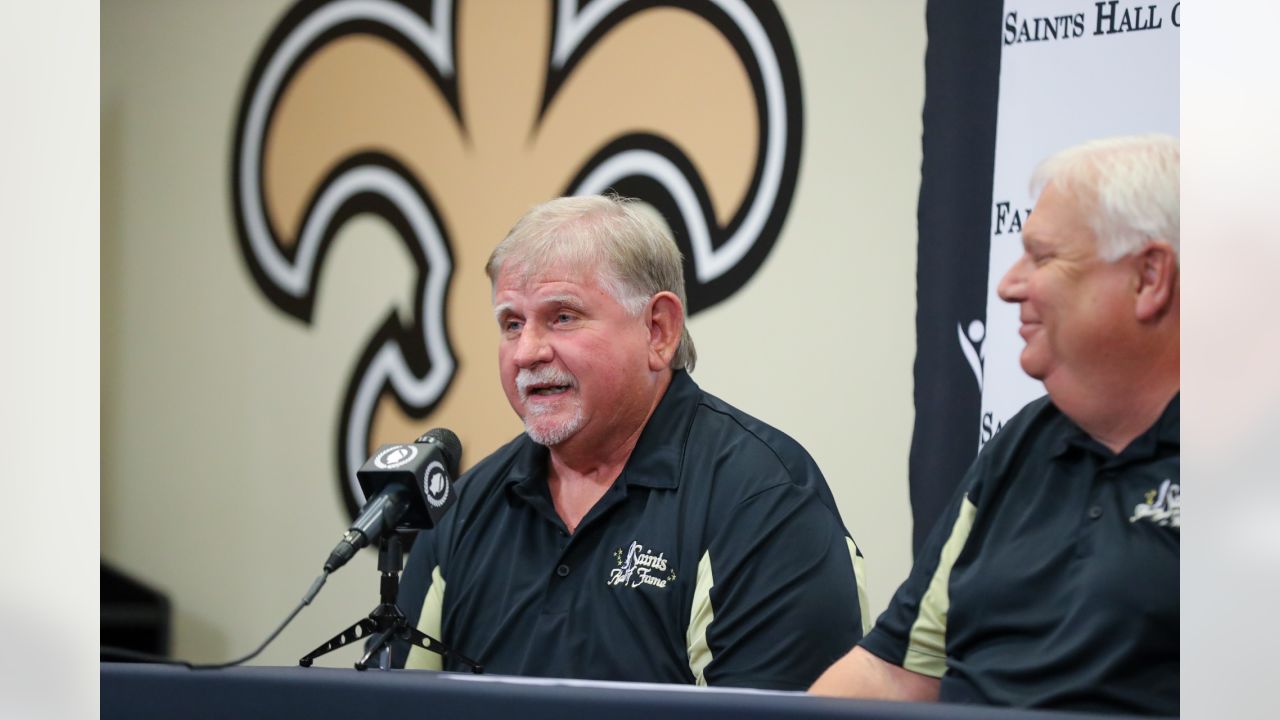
[487,195,697,371]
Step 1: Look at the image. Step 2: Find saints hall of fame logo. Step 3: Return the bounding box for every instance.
[1130,478,1180,529]
[610,540,678,590]
[230,0,806,519]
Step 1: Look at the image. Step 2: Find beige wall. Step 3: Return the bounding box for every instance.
[101,0,924,667]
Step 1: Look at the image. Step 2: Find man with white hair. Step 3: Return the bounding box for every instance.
[395,195,868,689]
[811,135,1179,715]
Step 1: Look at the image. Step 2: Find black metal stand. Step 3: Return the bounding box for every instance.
[298,533,483,672]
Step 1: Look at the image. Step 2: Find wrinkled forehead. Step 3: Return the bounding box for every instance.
[491,255,611,299]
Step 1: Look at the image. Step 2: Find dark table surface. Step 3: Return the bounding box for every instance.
[102,662,1139,720]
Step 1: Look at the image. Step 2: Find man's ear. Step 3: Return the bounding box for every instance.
[1134,241,1178,322]
[645,292,685,371]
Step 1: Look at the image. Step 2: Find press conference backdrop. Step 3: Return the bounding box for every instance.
[102,0,924,667]
[100,0,1176,671]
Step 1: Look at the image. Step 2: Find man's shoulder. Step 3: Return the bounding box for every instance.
[686,386,824,488]
[675,381,850,552]
[981,394,1065,455]
[696,386,814,458]
[963,395,1068,497]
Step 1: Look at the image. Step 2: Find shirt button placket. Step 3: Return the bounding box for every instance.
[555,564,571,578]
[1089,467,1115,522]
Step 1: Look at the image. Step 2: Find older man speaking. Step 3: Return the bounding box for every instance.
[394,195,868,689]
[812,135,1179,715]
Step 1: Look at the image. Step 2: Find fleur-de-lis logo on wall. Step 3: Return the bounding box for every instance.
[231,0,803,518]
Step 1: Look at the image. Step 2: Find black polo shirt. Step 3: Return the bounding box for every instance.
[393,370,868,690]
[861,394,1179,715]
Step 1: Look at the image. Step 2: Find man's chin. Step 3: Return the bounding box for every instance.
[523,418,583,447]
[1019,351,1050,382]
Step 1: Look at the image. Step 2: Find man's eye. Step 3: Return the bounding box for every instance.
[555,313,574,324]
[502,319,523,333]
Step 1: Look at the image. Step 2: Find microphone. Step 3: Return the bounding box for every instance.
[323,428,462,573]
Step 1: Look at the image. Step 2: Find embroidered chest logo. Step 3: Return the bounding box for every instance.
[609,541,678,590]
[1130,478,1180,528]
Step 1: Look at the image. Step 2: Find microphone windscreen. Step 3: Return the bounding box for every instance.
[417,428,462,476]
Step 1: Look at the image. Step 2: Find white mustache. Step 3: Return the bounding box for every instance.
[516,366,577,402]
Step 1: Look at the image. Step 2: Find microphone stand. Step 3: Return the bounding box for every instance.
[299,531,483,672]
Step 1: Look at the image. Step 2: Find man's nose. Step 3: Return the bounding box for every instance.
[997,255,1029,304]
[513,325,553,367]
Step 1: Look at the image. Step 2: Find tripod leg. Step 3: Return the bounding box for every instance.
[405,627,484,674]
[299,617,377,667]
[355,627,395,671]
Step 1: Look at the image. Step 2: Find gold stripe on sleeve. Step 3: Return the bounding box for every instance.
[848,538,872,635]
[685,551,716,685]
[902,496,977,678]
[405,565,445,670]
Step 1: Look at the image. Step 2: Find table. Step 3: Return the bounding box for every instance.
[102,663,1137,720]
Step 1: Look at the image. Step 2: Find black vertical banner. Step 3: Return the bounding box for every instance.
[909,0,1003,554]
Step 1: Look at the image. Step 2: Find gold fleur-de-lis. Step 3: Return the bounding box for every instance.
[232,0,803,517]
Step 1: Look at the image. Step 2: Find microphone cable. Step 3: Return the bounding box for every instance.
[100,570,329,670]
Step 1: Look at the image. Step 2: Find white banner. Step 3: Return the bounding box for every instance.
[976,0,1180,445]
